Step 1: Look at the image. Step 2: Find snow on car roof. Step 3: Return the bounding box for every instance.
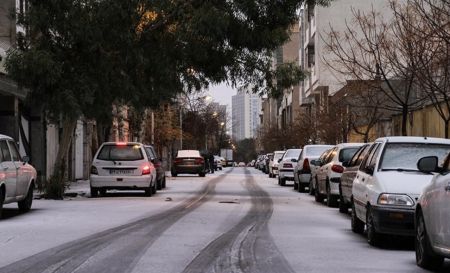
[375,136,450,144]
[0,134,13,140]
[177,150,201,157]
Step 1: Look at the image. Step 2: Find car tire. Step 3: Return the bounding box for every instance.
[280,177,286,186]
[351,201,364,234]
[339,196,348,213]
[293,180,298,190]
[0,186,4,219]
[366,206,382,246]
[157,178,162,190]
[18,183,34,213]
[199,172,206,177]
[90,187,99,198]
[151,181,157,194]
[326,183,338,207]
[416,210,444,269]
[99,189,106,196]
[308,179,315,195]
[314,181,324,202]
[299,183,306,193]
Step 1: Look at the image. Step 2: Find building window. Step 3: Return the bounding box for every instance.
[307,45,315,67]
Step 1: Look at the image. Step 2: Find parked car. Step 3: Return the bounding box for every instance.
[172,150,206,177]
[144,145,166,190]
[339,143,371,213]
[0,134,36,218]
[293,145,333,192]
[269,151,285,178]
[415,155,450,269]
[90,142,157,197]
[257,155,266,170]
[309,148,333,195]
[263,153,273,174]
[315,143,364,207]
[278,149,302,186]
[214,156,225,170]
[238,162,246,167]
[351,137,450,246]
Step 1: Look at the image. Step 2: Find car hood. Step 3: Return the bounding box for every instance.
[376,171,433,197]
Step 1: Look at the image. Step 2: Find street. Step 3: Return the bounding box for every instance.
[0,167,448,273]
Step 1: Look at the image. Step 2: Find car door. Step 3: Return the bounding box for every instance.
[341,146,366,202]
[0,139,17,199]
[353,143,382,221]
[8,140,28,197]
[430,160,450,248]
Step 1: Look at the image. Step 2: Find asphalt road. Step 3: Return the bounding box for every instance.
[0,167,448,273]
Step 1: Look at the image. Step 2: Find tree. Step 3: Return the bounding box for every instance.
[6,0,328,197]
[323,5,427,136]
[235,138,257,163]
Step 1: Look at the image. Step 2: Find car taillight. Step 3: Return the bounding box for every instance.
[283,163,293,168]
[331,164,344,173]
[142,164,151,175]
[195,158,204,164]
[303,158,310,173]
[90,166,98,175]
[174,158,182,164]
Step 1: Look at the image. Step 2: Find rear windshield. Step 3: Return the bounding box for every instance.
[306,146,332,157]
[339,147,360,162]
[97,144,144,161]
[274,152,285,160]
[177,150,201,157]
[380,143,450,170]
[284,149,301,158]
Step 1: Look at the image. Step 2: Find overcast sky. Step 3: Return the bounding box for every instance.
[208,82,237,110]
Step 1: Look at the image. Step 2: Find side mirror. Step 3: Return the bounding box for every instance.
[342,161,350,167]
[22,156,30,164]
[417,156,438,173]
[291,158,298,163]
[366,165,375,175]
[278,159,282,163]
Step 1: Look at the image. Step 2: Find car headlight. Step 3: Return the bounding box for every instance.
[377,193,414,206]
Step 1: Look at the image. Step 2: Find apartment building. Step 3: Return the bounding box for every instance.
[232,89,261,141]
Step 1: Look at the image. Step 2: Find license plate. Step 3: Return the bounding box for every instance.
[110,169,133,175]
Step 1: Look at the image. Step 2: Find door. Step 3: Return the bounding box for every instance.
[0,140,17,199]
[8,140,28,197]
[431,160,450,248]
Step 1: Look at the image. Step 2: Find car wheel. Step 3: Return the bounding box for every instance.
[280,177,286,186]
[339,195,348,213]
[199,172,206,177]
[144,184,153,197]
[18,184,34,213]
[326,183,338,207]
[299,183,305,193]
[293,180,298,190]
[99,189,107,196]
[171,171,177,177]
[351,201,364,234]
[366,206,382,246]
[314,181,324,202]
[90,187,99,198]
[416,210,444,269]
[0,186,4,218]
[157,178,162,190]
[152,180,157,194]
[308,179,315,195]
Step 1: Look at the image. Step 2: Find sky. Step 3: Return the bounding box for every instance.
[208,82,237,110]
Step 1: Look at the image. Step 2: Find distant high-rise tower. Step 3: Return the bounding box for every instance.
[232,89,261,141]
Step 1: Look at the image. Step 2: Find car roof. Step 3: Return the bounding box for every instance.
[303,144,334,148]
[102,141,143,146]
[335,143,365,148]
[274,150,285,153]
[0,134,13,140]
[375,136,450,144]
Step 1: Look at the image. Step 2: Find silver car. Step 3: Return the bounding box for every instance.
[90,142,157,197]
[0,134,36,218]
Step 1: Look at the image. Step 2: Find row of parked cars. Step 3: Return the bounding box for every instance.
[256,136,450,270]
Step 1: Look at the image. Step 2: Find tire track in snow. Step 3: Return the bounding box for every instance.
[0,170,232,273]
[182,168,295,273]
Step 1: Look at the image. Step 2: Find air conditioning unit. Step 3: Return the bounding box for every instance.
[0,47,6,74]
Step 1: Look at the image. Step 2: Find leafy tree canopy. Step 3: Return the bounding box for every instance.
[6,0,325,121]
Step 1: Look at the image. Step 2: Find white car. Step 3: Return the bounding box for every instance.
[315,143,364,207]
[90,142,157,197]
[269,151,285,178]
[293,145,333,192]
[309,149,333,195]
[415,155,450,269]
[351,136,450,246]
[278,149,302,186]
[214,155,223,170]
[0,134,37,218]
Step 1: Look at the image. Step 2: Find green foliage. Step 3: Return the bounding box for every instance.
[6,0,327,122]
[235,138,257,163]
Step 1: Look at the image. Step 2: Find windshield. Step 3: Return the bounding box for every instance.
[97,144,143,161]
[274,152,285,160]
[306,146,333,157]
[380,143,450,170]
[284,149,301,158]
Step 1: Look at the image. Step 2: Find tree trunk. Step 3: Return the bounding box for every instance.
[46,118,77,199]
[401,106,408,136]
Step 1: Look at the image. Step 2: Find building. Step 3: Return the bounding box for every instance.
[232,89,261,141]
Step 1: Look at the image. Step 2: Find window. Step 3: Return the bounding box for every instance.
[8,141,21,161]
[360,143,381,174]
[0,140,11,162]
[97,144,144,161]
[338,147,360,163]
